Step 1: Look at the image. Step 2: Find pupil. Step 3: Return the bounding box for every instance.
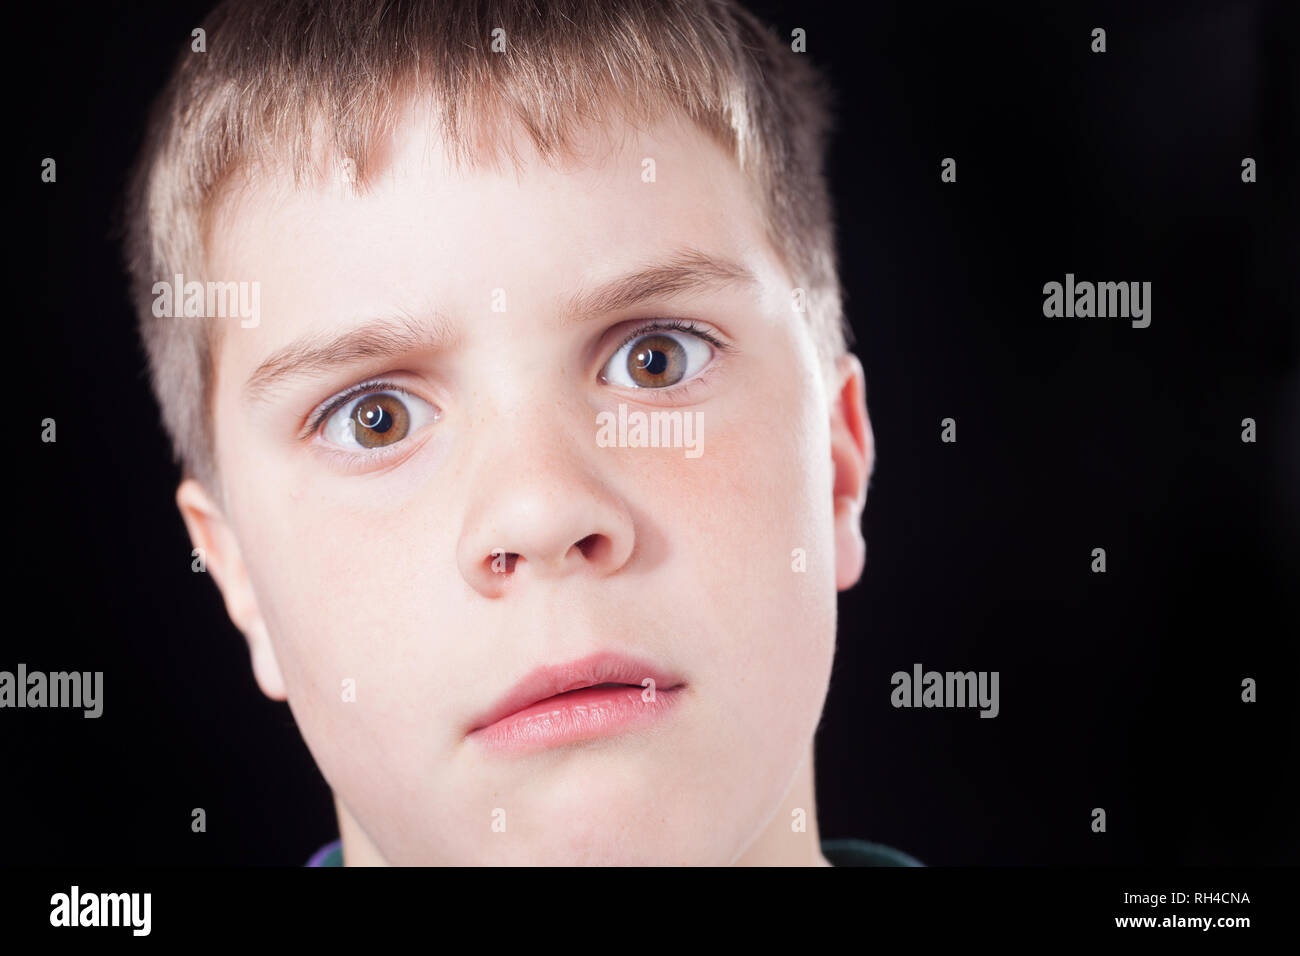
[636,348,668,375]
[357,403,392,433]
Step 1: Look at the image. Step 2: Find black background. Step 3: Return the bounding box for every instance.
[13,0,1298,866]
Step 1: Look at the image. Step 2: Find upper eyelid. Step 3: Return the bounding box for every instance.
[610,319,733,355]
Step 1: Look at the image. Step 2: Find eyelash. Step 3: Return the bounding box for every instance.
[611,318,733,358]
[302,319,731,445]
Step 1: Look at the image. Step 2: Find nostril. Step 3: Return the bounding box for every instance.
[575,534,607,562]
[487,549,520,575]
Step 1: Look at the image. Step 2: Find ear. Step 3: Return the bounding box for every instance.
[828,352,874,591]
[176,478,287,701]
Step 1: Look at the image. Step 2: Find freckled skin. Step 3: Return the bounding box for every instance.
[178,108,872,865]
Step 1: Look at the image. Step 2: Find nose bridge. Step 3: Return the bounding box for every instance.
[473,349,595,468]
[466,305,610,471]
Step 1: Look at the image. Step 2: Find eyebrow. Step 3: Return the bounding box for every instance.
[242,248,757,405]
[561,248,758,322]
[243,311,457,406]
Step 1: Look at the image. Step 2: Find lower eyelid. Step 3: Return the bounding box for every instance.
[309,426,436,475]
[609,366,721,407]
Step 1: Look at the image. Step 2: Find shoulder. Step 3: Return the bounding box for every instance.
[820,838,924,867]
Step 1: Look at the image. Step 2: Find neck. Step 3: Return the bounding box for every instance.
[734,747,831,866]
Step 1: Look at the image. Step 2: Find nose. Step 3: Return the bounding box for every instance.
[457,426,636,598]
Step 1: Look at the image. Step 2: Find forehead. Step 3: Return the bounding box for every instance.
[209,108,775,299]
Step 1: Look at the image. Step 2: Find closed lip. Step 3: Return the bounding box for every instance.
[467,651,685,735]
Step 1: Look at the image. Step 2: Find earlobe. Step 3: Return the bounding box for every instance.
[175,478,287,701]
[247,618,288,701]
[828,352,874,591]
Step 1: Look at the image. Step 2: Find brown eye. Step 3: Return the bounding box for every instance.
[626,334,687,387]
[600,325,718,390]
[349,394,410,448]
[320,388,438,453]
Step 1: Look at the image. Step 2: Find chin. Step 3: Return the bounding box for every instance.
[507,796,731,866]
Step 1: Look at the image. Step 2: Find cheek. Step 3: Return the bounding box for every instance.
[223,454,471,786]
[634,363,838,731]
[215,392,454,687]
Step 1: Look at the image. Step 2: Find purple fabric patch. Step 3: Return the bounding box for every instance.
[305,838,342,867]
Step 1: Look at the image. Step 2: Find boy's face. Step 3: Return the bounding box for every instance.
[184,105,872,864]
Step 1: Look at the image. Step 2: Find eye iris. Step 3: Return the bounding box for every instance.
[351,395,410,449]
[627,334,686,387]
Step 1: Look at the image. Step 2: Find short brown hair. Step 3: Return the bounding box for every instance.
[123,0,847,494]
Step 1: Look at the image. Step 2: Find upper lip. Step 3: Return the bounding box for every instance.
[467,651,684,734]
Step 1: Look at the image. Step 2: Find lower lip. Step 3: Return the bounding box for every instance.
[471,684,683,754]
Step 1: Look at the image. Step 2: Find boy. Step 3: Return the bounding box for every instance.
[123,0,918,866]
